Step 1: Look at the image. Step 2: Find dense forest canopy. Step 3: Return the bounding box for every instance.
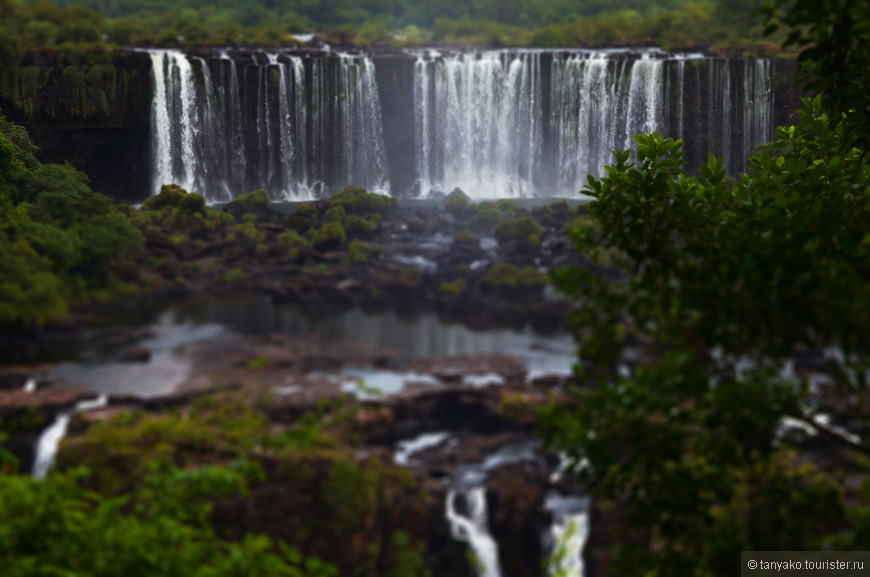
[0,0,773,57]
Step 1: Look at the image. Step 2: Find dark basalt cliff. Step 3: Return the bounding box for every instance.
[0,47,153,202]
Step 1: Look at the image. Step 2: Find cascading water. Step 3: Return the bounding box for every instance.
[148,49,389,202]
[148,47,774,202]
[545,494,590,577]
[32,395,109,479]
[446,487,502,577]
[413,51,543,198]
[412,49,775,198]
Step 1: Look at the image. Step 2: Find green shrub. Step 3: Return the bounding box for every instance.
[296,202,318,217]
[482,262,547,289]
[277,230,309,260]
[494,216,542,248]
[178,192,206,216]
[331,186,397,214]
[325,205,346,223]
[345,213,381,236]
[475,207,504,226]
[453,230,478,245]
[439,278,466,297]
[247,355,269,369]
[228,188,270,207]
[343,240,381,265]
[445,193,472,216]
[309,221,346,250]
[223,267,248,283]
[236,222,266,243]
[141,183,189,212]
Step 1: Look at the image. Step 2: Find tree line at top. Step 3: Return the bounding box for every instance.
[0,0,774,64]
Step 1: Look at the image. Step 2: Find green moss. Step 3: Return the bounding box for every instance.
[241,213,257,223]
[343,240,381,265]
[309,221,346,250]
[475,207,504,226]
[453,230,478,245]
[445,193,472,216]
[325,205,346,222]
[331,186,397,214]
[439,278,466,297]
[296,202,318,217]
[141,184,189,212]
[236,222,266,243]
[494,216,543,249]
[247,355,269,369]
[482,262,547,289]
[345,213,381,236]
[277,230,309,260]
[223,267,248,283]
[227,188,270,208]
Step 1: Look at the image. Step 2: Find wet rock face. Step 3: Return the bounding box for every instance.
[487,463,550,577]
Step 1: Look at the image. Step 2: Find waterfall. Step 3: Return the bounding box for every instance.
[446,487,502,577]
[148,49,389,202]
[413,51,543,198]
[148,48,775,202]
[545,493,590,577]
[548,512,589,577]
[32,395,109,479]
[412,49,775,198]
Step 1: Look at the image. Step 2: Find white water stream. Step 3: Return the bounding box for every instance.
[446,487,502,577]
[32,395,109,479]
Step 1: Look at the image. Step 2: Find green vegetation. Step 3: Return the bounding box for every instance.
[324,205,345,223]
[330,186,397,214]
[345,213,381,236]
[0,0,779,61]
[223,267,248,283]
[343,239,380,265]
[482,263,547,289]
[0,459,337,577]
[0,111,142,326]
[453,230,478,246]
[494,216,542,250]
[308,221,346,250]
[438,277,466,297]
[277,230,310,260]
[540,4,870,572]
[444,193,472,217]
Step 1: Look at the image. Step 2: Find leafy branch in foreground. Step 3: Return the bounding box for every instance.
[541,98,870,575]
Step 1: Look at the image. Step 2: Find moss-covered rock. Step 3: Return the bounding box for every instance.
[346,213,381,237]
[343,240,381,265]
[309,221,346,251]
[439,277,466,297]
[225,188,274,222]
[445,189,473,217]
[482,262,548,296]
[453,230,479,247]
[330,186,397,214]
[494,216,542,250]
[277,230,310,261]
